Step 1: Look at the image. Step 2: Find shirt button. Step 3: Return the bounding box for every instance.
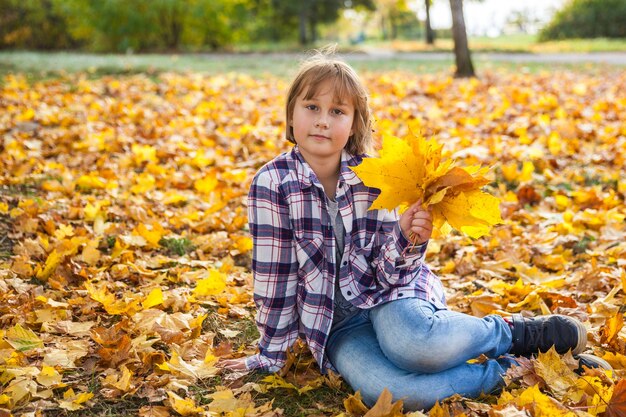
[347,291,352,296]
[398,293,404,297]
[342,261,348,266]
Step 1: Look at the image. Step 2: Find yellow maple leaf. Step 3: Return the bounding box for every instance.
[133,222,166,249]
[2,377,37,408]
[162,191,188,205]
[58,388,94,411]
[102,365,133,392]
[600,312,624,346]
[193,269,227,297]
[427,402,449,417]
[36,365,63,387]
[84,281,139,315]
[81,239,102,266]
[132,144,158,165]
[54,224,74,240]
[206,389,256,416]
[36,249,61,281]
[344,390,370,416]
[602,351,626,369]
[157,350,218,381]
[534,348,579,399]
[5,323,44,352]
[576,376,614,415]
[166,391,204,416]
[194,175,218,194]
[233,236,253,253]
[76,173,108,190]
[364,387,405,417]
[142,287,164,309]
[350,132,502,238]
[84,200,109,222]
[515,384,577,416]
[131,172,156,194]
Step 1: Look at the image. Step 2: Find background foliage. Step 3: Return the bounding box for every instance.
[3,0,624,53]
[539,0,626,41]
[0,0,376,52]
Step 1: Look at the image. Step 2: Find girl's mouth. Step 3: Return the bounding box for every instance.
[310,134,331,140]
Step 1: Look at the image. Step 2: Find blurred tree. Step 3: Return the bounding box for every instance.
[505,9,540,34]
[424,0,435,44]
[449,0,474,77]
[0,0,76,49]
[54,0,159,52]
[183,0,252,50]
[292,0,376,45]
[53,0,252,52]
[376,0,413,40]
[1,0,377,51]
[153,0,185,50]
[539,0,626,41]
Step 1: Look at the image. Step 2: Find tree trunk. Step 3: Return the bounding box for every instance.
[299,4,308,45]
[449,0,475,78]
[425,0,434,44]
[169,8,182,50]
[309,2,317,44]
[309,18,317,44]
[380,14,388,40]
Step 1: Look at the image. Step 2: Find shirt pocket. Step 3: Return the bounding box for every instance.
[350,232,378,260]
[347,238,377,291]
[294,233,325,293]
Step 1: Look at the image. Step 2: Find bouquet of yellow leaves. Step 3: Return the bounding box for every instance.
[350,131,502,239]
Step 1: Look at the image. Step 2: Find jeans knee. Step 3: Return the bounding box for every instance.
[378,336,449,373]
[389,352,446,373]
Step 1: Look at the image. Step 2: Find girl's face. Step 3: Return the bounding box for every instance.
[290,80,354,166]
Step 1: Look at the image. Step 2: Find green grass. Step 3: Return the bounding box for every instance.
[384,35,625,53]
[0,50,451,79]
[211,35,626,54]
[347,34,626,53]
[1,35,624,80]
[0,51,298,79]
[159,237,196,256]
[1,49,622,82]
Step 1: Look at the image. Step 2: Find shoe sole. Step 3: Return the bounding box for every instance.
[576,353,613,371]
[559,315,587,355]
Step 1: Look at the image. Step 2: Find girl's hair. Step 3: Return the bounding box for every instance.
[285,45,373,155]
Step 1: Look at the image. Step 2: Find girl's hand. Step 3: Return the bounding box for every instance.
[218,357,248,371]
[399,201,433,245]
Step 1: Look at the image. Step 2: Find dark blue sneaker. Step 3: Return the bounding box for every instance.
[510,314,587,356]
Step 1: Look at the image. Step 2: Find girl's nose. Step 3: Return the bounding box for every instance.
[315,118,329,128]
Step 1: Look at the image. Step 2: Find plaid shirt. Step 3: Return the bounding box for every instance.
[245,147,446,373]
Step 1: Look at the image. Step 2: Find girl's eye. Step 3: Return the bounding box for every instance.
[306,105,318,111]
[332,109,344,115]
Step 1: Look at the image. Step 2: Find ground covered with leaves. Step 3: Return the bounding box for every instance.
[0,68,625,416]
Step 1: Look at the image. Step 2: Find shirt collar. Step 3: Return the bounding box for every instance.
[291,146,363,189]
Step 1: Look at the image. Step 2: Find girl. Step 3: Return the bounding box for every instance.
[221,47,609,411]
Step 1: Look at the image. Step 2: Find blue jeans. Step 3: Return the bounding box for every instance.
[326,298,516,411]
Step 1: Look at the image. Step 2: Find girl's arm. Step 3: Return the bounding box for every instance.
[244,170,300,373]
[370,202,432,287]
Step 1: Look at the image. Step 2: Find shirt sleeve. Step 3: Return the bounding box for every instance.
[370,208,429,287]
[246,170,300,373]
